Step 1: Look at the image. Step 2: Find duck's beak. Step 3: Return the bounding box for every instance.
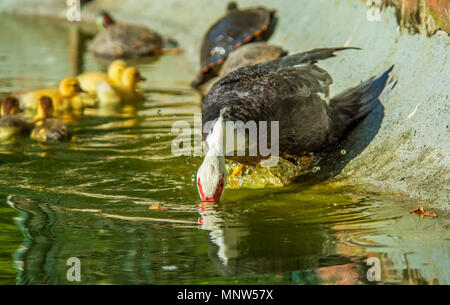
[201,197,218,202]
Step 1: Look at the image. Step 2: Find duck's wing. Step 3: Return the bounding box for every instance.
[202,61,336,153]
[262,47,360,71]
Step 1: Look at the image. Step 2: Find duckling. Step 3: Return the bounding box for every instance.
[77,59,127,94]
[21,77,85,113]
[96,66,146,106]
[0,97,32,143]
[31,96,71,142]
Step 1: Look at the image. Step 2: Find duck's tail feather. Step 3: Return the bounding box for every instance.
[329,65,395,127]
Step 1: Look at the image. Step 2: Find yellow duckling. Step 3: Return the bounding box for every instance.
[0,97,32,143]
[31,96,71,142]
[77,59,127,94]
[21,77,85,113]
[97,66,146,106]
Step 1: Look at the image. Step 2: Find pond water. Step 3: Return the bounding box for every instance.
[0,16,448,285]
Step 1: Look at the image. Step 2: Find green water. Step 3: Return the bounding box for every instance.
[0,16,448,285]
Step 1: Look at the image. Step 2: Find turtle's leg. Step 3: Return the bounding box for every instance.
[161,38,182,55]
[162,48,183,55]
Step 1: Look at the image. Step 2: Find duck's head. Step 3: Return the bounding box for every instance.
[96,11,116,31]
[121,67,146,88]
[59,77,84,98]
[197,154,226,202]
[1,96,20,116]
[108,60,127,83]
[36,96,54,120]
[196,117,226,202]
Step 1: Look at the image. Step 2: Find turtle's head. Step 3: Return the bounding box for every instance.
[227,2,238,11]
[121,67,146,88]
[107,60,127,83]
[96,10,116,31]
[59,77,84,98]
[1,96,20,116]
[197,154,226,202]
[36,96,54,120]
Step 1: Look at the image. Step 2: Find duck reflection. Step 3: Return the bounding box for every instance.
[198,201,350,276]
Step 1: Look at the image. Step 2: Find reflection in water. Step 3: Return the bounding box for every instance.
[198,201,348,276]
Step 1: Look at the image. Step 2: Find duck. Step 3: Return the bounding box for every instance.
[96,66,146,106]
[0,96,32,143]
[31,96,71,142]
[77,59,127,94]
[88,11,163,58]
[196,47,395,202]
[21,77,85,113]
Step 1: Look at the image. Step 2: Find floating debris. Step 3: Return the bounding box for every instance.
[148,203,168,211]
[409,206,438,218]
[162,265,178,271]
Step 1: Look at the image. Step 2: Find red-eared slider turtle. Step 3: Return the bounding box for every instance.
[219,42,287,76]
[89,11,163,58]
[197,42,287,96]
[191,2,277,88]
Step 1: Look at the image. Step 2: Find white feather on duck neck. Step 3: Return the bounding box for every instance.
[197,115,227,199]
[205,115,225,157]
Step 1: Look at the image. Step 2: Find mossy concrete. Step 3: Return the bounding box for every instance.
[0,0,448,209]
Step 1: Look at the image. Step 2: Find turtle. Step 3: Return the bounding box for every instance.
[88,11,163,58]
[197,42,287,96]
[191,2,278,88]
[219,42,287,76]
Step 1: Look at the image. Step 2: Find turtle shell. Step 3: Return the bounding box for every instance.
[89,24,163,58]
[192,6,277,87]
[219,42,286,76]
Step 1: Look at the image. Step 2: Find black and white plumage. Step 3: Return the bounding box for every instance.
[202,47,394,156]
[196,47,394,202]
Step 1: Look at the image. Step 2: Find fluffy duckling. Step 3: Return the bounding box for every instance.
[0,97,32,143]
[96,66,146,106]
[77,59,127,94]
[31,96,71,142]
[21,77,85,113]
